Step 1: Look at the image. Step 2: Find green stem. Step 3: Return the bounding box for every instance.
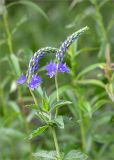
[29,89,38,106]
[93,0,107,42]
[3,12,13,54]
[55,72,59,101]
[3,4,32,160]
[75,92,86,152]
[29,89,48,123]
[50,126,61,160]
[18,91,33,160]
[53,65,61,159]
[2,7,14,116]
[30,89,61,159]
[79,109,86,152]
[22,106,33,160]
[55,68,59,117]
[0,88,7,116]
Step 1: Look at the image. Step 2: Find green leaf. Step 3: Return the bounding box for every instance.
[99,0,109,9]
[7,101,23,122]
[42,98,49,112]
[33,150,57,160]
[54,116,64,129]
[50,100,72,112]
[92,99,113,113]
[65,150,88,160]
[10,54,21,77]
[93,134,114,144]
[3,112,22,126]
[98,41,107,58]
[91,92,106,105]
[77,63,104,79]
[38,111,50,120]
[25,104,38,110]
[28,125,48,139]
[22,48,33,64]
[35,86,44,97]
[76,79,105,88]
[0,128,24,139]
[75,47,98,57]
[7,0,48,20]
[79,100,92,118]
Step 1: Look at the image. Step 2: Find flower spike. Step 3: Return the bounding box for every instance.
[27,47,58,77]
[56,26,89,61]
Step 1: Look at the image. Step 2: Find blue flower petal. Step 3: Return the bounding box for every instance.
[17,73,26,84]
[58,62,70,73]
[28,74,42,90]
[44,60,57,78]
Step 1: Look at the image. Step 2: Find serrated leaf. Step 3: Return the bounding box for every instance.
[54,116,64,129]
[38,111,50,120]
[28,125,48,139]
[65,150,88,160]
[50,100,72,112]
[33,150,57,160]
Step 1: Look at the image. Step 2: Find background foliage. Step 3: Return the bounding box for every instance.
[0,0,114,159]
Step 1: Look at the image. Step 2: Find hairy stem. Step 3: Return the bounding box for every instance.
[55,66,59,117]
[53,65,62,159]
[55,72,59,101]
[50,126,61,160]
[29,89,38,106]
[29,89,48,123]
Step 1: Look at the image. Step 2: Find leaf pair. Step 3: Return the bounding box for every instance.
[33,150,88,160]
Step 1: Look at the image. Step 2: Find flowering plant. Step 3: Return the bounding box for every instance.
[17,26,88,160]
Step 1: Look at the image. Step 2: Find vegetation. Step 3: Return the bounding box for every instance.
[0,0,114,160]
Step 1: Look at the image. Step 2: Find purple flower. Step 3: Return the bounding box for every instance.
[28,74,42,90]
[17,73,26,84]
[44,60,57,78]
[58,62,70,73]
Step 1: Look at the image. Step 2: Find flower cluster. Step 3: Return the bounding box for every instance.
[17,47,58,90]
[17,73,42,90]
[17,27,88,90]
[27,47,58,77]
[28,74,42,90]
[44,61,69,78]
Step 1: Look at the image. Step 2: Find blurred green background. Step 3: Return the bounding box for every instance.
[0,0,114,159]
